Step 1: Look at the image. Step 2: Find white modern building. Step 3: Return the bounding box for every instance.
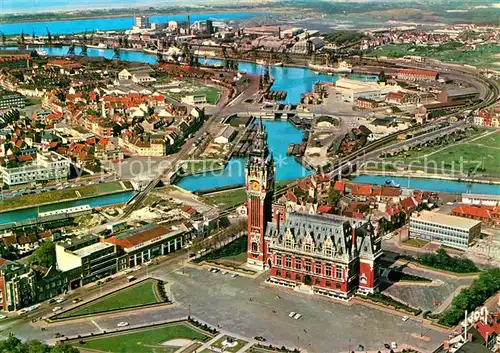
[56,237,118,286]
[1,151,70,186]
[462,193,500,207]
[335,78,398,103]
[409,211,481,250]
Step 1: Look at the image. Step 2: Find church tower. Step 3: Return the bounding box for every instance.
[245,118,275,269]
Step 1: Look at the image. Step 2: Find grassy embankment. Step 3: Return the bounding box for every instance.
[365,130,500,176]
[370,43,500,69]
[0,181,132,212]
[203,180,291,209]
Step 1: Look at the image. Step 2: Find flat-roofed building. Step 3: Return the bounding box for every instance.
[438,87,479,103]
[335,78,396,103]
[0,91,25,110]
[0,151,70,186]
[462,193,500,207]
[409,211,481,250]
[56,236,117,287]
[105,223,188,269]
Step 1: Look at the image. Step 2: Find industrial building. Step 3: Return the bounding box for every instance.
[409,211,481,250]
[335,78,397,103]
[134,15,151,29]
[437,87,480,103]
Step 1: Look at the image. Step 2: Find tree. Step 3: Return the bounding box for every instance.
[303,274,312,286]
[51,343,80,353]
[29,241,56,268]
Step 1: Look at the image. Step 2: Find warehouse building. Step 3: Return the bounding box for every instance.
[437,87,480,103]
[409,211,481,250]
[335,78,397,103]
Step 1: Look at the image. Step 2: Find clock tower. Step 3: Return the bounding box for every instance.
[245,118,275,269]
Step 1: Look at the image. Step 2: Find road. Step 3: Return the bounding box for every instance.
[121,74,261,218]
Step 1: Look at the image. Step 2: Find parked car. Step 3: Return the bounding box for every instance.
[384,343,391,349]
[391,342,398,349]
[402,316,409,322]
[52,307,62,312]
[48,298,56,304]
[293,313,302,320]
[72,298,82,304]
[288,311,296,318]
[105,277,113,282]
[117,321,129,327]
[127,275,136,282]
[18,309,28,315]
[0,314,7,320]
[55,298,65,303]
[231,273,239,278]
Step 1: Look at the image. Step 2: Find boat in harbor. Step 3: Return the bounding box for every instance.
[273,62,283,67]
[308,60,352,74]
[256,59,267,65]
[36,49,48,56]
[385,179,401,188]
[87,43,108,49]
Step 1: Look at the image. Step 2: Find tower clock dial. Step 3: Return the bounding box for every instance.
[251,180,260,191]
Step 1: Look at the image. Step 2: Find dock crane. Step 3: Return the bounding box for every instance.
[67,43,75,56]
[0,31,5,45]
[112,47,120,60]
[46,27,52,45]
[80,44,88,56]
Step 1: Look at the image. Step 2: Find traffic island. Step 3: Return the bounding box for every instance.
[51,278,170,321]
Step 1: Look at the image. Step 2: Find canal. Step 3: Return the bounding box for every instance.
[178,120,312,192]
[0,12,263,35]
[0,191,136,224]
[352,175,500,195]
[0,45,498,221]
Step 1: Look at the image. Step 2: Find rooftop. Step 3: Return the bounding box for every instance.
[73,242,114,257]
[411,211,481,230]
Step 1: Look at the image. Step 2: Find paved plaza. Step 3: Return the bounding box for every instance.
[382,265,475,312]
[156,267,447,353]
[3,266,451,353]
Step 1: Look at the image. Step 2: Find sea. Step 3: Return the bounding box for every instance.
[0,11,262,35]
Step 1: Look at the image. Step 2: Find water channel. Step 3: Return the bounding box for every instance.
[0,12,262,35]
[0,45,497,222]
[0,191,136,224]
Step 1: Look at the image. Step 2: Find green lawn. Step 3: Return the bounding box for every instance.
[59,280,161,318]
[183,160,224,175]
[203,188,247,209]
[75,324,208,353]
[211,336,247,353]
[193,87,220,105]
[0,181,131,212]
[202,179,293,210]
[381,136,500,176]
[471,131,500,149]
[424,144,500,175]
[370,43,500,69]
[404,238,430,249]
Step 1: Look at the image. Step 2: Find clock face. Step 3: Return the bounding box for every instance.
[251,181,260,191]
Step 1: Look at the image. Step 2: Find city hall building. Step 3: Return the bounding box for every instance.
[245,119,382,300]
